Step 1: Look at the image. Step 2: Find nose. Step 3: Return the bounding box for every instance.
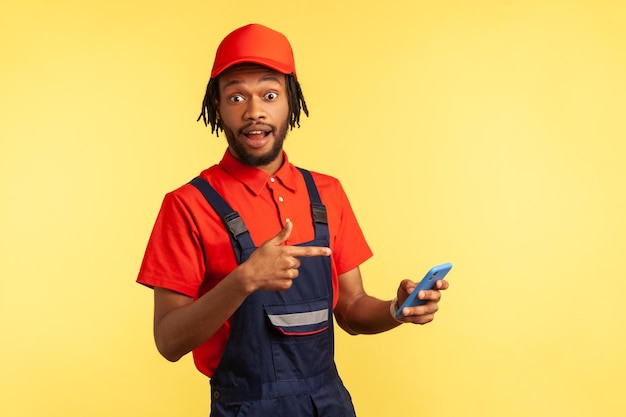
[243,96,267,121]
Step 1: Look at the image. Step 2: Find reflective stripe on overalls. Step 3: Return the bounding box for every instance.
[190,168,357,417]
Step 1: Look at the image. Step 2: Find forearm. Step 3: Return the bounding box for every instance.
[154,270,250,362]
[336,294,401,335]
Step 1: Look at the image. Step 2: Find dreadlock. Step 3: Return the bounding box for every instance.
[196,73,309,137]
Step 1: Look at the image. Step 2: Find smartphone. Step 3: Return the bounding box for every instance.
[395,262,452,319]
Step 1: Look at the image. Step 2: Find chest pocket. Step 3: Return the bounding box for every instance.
[264,298,332,380]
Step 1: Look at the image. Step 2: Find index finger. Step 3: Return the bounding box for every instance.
[285,245,332,258]
[418,289,442,302]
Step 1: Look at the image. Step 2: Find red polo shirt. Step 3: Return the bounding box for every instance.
[137,150,372,377]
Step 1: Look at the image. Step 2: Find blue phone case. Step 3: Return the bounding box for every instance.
[395,262,452,318]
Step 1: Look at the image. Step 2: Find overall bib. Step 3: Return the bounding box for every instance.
[190,168,356,417]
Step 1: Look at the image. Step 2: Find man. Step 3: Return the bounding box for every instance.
[137,23,449,416]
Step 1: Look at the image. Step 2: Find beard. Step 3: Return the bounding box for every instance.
[222,120,289,167]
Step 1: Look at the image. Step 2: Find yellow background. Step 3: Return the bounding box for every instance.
[2,1,625,416]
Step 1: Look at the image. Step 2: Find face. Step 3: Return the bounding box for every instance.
[217,65,290,172]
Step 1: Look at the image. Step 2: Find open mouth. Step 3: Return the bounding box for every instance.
[244,130,271,139]
[238,125,274,149]
[241,124,274,143]
[241,123,272,135]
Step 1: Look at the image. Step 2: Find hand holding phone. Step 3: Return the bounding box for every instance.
[395,262,452,319]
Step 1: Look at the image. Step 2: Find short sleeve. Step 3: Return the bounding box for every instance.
[136,191,206,298]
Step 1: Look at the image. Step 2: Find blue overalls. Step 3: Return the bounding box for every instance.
[190,168,357,417]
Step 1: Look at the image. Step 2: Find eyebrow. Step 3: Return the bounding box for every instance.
[221,75,283,90]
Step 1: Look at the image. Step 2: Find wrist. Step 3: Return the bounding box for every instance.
[389,296,404,324]
[231,264,257,296]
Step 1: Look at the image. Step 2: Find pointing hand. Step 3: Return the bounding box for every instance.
[237,220,331,293]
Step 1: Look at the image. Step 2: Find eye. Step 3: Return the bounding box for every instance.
[265,92,278,101]
[229,95,245,103]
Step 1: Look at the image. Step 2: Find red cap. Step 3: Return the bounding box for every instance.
[210,24,297,79]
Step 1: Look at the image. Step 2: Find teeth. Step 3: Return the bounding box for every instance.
[248,130,263,135]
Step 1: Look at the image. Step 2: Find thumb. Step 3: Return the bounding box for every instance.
[272,218,293,246]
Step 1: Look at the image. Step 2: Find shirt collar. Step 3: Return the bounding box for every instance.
[219,150,300,195]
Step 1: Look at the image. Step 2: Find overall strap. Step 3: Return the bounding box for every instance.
[297,168,329,242]
[189,177,255,265]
